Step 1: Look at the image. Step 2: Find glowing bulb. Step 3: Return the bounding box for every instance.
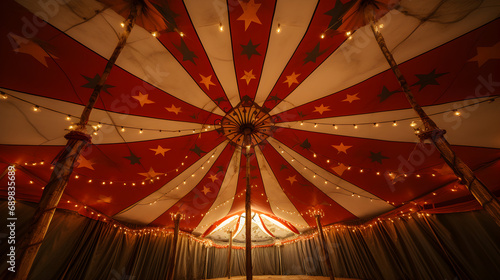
[353,124,358,129]
[410,121,417,127]
[346,31,351,36]
[121,127,125,132]
[66,115,71,121]
[276,24,281,33]
[0,92,7,99]
[454,110,461,116]
[320,33,325,39]
[120,22,125,28]
[393,121,398,126]
[179,32,185,37]
[373,123,379,127]
[33,105,39,112]
[152,31,157,37]
[139,129,143,134]
[333,124,337,130]
[379,24,384,29]
[219,23,223,31]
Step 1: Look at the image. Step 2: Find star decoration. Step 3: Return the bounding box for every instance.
[469,42,500,67]
[241,40,261,59]
[313,104,331,115]
[124,151,141,165]
[216,166,224,173]
[332,143,352,154]
[138,167,163,179]
[412,69,448,91]
[165,104,182,115]
[82,74,115,95]
[283,72,300,87]
[190,145,207,157]
[202,186,212,195]
[10,33,57,67]
[214,97,226,105]
[175,38,197,64]
[324,0,355,31]
[300,139,311,149]
[280,164,288,171]
[378,86,400,102]
[76,155,94,170]
[269,95,281,102]
[286,175,297,185]
[199,74,216,90]
[369,151,389,164]
[304,43,326,64]
[240,69,256,85]
[151,2,179,31]
[208,174,218,182]
[237,0,262,31]
[342,93,360,103]
[150,145,170,156]
[132,92,155,107]
[332,163,348,176]
[433,164,453,175]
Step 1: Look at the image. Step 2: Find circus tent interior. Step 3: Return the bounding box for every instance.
[1,0,500,279]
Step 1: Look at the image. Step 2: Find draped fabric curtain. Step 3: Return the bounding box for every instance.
[0,201,207,280]
[1,201,499,279]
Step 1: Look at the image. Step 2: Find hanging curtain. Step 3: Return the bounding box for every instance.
[1,201,499,279]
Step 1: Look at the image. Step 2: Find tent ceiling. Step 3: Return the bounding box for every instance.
[1,0,499,242]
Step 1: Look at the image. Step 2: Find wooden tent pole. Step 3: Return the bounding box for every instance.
[315,215,335,280]
[368,13,500,226]
[167,214,181,280]
[244,132,253,280]
[12,8,137,280]
[227,230,233,279]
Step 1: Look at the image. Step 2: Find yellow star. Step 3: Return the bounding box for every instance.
[331,163,348,176]
[76,155,94,170]
[132,92,155,107]
[202,186,211,195]
[199,74,216,90]
[286,175,297,185]
[165,104,182,115]
[208,174,218,182]
[332,143,352,154]
[150,145,170,156]
[313,104,331,115]
[240,69,256,85]
[237,0,262,31]
[342,93,360,103]
[283,72,300,87]
[469,42,500,67]
[433,164,453,176]
[10,33,57,67]
[138,167,163,179]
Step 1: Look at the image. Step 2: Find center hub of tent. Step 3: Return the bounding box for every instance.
[219,101,273,147]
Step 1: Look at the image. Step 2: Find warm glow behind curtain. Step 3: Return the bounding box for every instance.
[1,201,499,279]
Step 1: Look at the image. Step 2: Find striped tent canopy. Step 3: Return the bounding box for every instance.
[1,0,499,243]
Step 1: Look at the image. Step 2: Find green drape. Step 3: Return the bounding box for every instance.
[1,201,499,279]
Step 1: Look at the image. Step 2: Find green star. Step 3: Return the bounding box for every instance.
[175,38,197,64]
[324,0,356,31]
[241,40,261,59]
[81,74,115,95]
[300,139,311,149]
[378,86,401,102]
[124,151,141,165]
[304,43,326,64]
[369,151,389,164]
[190,145,207,157]
[412,69,448,91]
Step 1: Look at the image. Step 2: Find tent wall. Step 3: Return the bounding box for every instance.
[2,201,500,279]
